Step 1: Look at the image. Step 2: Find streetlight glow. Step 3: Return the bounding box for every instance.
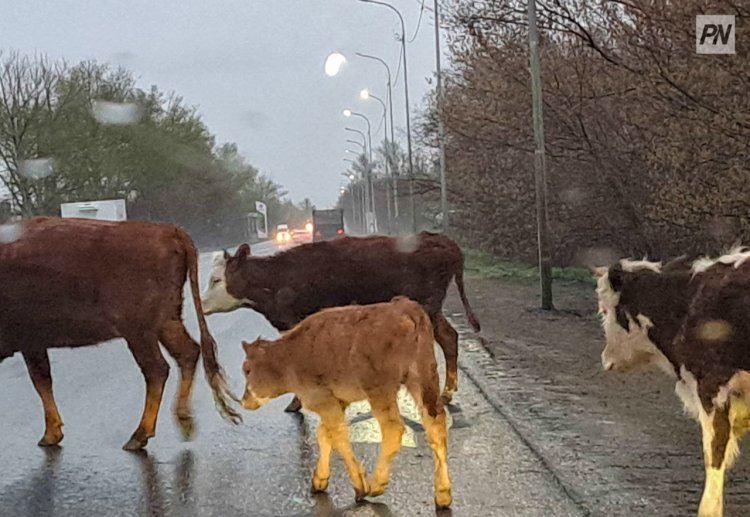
[324,52,347,77]
[359,89,370,100]
[343,109,352,117]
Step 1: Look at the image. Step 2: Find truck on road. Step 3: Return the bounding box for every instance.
[312,209,345,242]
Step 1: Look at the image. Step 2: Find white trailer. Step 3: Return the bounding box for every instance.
[60,199,127,221]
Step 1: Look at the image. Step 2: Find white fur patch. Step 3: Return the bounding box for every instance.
[692,245,750,275]
[212,251,226,267]
[676,367,703,422]
[620,258,662,273]
[201,253,245,314]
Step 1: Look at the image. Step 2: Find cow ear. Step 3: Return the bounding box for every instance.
[236,243,251,261]
[242,341,253,355]
[609,263,624,291]
[222,248,231,261]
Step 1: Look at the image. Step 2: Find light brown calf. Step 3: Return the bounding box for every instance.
[239,296,452,509]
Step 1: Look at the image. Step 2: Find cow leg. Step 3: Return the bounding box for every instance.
[406,378,452,509]
[22,350,64,446]
[368,397,405,497]
[316,402,369,502]
[159,320,200,441]
[698,405,736,517]
[124,334,170,451]
[284,395,303,413]
[311,423,333,493]
[432,313,459,404]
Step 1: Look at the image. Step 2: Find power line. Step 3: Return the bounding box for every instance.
[407,0,426,42]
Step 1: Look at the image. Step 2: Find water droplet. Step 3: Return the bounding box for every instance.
[396,234,420,254]
[92,100,142,125]
[560,187,586,205]
[18,158,54,180]
[0,223,22,243]
[574,246,621,268]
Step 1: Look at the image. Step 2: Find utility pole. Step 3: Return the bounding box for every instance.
[434,0,448,234]
[528,0,553,310]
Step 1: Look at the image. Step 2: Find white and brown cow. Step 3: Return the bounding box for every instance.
[593,247,750,517]
[239,296,452,509]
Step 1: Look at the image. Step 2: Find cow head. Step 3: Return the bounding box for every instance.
[593,261,671,375]
[240,339,272,410]
[201,244,254,315]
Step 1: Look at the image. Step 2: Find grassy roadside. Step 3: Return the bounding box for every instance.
[463,249,596,286]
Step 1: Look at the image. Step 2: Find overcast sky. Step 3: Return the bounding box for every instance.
[3,0,443,208]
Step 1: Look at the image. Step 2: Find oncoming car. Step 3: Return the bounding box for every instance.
[275,224,292,246]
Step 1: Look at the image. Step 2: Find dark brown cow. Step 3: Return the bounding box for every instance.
[593,247,750,517]
[240,296,452,508]
[0,217,240,450]
[201,231,481,411]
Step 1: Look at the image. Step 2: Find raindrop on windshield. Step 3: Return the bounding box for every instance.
[0,223,22,243]
[92,100,142,125]
[396,234,420,254]
[575,246,621,268]
[18,158,54,180]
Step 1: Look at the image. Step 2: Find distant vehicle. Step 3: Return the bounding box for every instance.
[275,223,292,246]
[290,228,312,244]
[312,209,344,242]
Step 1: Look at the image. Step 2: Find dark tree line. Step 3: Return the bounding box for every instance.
[414,0,749,264]
[0,51,308,247]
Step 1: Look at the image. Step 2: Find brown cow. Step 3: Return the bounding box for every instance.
[202,231,480,411]
[0,217,240,450]
[239,296,452,509]
[593,247,750,517]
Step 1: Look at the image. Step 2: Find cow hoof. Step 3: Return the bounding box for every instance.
[354,478,370,502]
[311,475,329,493]
[440,391,454,405]
[368,482,388,497]
[435,489,452,509]
[122,437,148,451]
[284,398,302,413]
[177,415,195,441]
[38,433,63,447]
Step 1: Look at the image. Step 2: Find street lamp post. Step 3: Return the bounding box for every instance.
[360,88,391,233]
[344,109,377,233]
[344,157,366,231]
[344,127,369,232]
[359,0,416,234]
[341,172,359,229]
[356,52,399,223]
[433,0,448,234]
[345,127,367,151]
[346,139,366,152]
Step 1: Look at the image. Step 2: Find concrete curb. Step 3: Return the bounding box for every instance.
[448,316,593,517]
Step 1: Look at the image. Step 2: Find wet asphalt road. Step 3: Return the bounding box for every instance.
[0,240,582,517]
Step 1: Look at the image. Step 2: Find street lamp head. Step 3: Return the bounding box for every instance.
[324,52,347,77]
[343,109,352,117]
[349,174,356,180]
[359,89,370,100]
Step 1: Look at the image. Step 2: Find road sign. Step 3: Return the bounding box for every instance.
[255,201,268,238]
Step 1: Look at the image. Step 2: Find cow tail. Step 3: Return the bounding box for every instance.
[413,307,442,418]
[181,229,242,425]
[454,252,481,332]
